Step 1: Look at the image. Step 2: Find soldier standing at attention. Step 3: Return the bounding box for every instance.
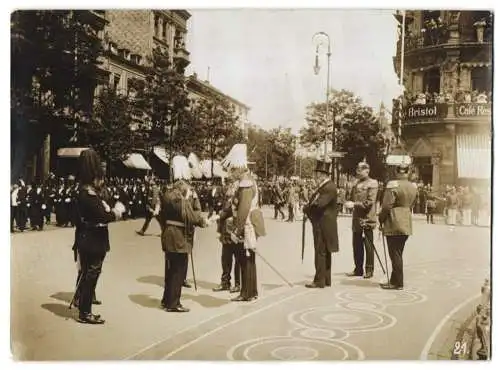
[378,164,417,290]
[346,162,379,279]
[73,149,124,324]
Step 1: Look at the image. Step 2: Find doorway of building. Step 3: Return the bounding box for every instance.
[413,156,433,186]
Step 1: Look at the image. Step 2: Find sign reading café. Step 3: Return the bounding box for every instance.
[455,103,492,117]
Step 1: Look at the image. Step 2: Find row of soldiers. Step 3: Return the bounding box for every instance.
[10,177,152,232]
[10,175,232,233]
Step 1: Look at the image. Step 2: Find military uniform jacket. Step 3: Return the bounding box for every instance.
[350,177,379,231]
[218,182,239,245]
[233,174,266,240]
[160,189,205,254]
[379,179,417,236]
[74,185,116,255]
[303,179,339,253]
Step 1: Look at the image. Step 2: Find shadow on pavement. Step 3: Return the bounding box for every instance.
[261,283,282,290]
[137,275,163,287]
[194,280,218,290]
[50,292,74,303]
[41,303,76,319]
[129,294,163,310]
[333,272,350,277]
[181,294,229,308]
[338,279,380,288]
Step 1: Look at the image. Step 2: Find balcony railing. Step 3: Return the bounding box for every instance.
[401,102,492,124]
[398,24,493,54]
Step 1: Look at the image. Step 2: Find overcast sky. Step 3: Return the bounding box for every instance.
[185,9,401,133]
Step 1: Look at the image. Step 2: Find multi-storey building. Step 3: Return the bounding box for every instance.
[103,10,191,94]
[393,10,492,189]
[186,73,251,136]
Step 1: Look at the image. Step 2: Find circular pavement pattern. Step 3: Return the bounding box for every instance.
[290,327,349,341]
[227,337,364,360]
[289,306,396,333]
[336,289,427,306]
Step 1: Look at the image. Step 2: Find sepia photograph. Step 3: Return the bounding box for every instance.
[9,4,492,361]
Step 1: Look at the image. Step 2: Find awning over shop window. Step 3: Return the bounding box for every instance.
[457,134,491,180]
[200,160,227,178]
[153,146,169,164]
[123,153,152,170]
[57,147,89,158]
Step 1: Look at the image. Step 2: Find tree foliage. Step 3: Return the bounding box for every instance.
[11,10,105,181]
[80,87,134,172]
[300,89,390,180]
[246,125,297,179]
[134,46,190,152]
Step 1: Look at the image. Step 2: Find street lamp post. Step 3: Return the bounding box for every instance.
[313,32,332,171]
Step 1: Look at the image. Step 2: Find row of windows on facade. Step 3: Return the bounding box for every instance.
[108,42,143,65]
[154,15,186,49]
[104,76,248,119]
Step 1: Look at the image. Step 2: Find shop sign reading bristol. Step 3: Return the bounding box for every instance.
[404,104,447,122]
[455,103,492,117]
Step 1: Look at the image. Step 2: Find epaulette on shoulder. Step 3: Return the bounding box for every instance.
[368,178,379,187]
[87,188,97,196]
[386,180,399,189]
[239,179,253,188]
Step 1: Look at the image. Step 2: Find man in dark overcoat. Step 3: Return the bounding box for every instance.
[303,160,339,288]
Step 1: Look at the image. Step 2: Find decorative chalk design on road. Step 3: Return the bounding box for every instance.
[335,289,428,307]
[289,306,396,333]
[227,336,364,361]
[404,263,489,290]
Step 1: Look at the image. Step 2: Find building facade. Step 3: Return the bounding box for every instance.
[103,10,191,94]
[393,10,492,189]
[186,73,251,136]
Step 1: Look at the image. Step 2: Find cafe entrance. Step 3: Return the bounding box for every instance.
[413,156,433,185]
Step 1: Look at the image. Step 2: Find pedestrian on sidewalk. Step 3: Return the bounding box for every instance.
[378,164,417,290]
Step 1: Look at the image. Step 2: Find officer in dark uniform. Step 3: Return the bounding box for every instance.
[66,176,77,227]
[16,180,28,232]
[182,183,203,289]
[347,162,379,279]
[214,180,241,293]
[55,180,67,226]
[303,160,339,288]
[137,178,162,236]
[44,184,55,225]
[160,180,208,312]
[29,182,45,231]
[73,149,124,324]
[378,164,417,290]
